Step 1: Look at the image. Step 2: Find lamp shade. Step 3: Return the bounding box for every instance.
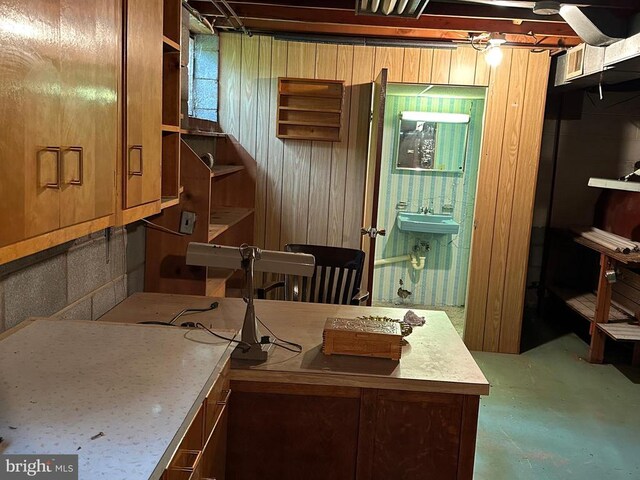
[186,243,316,276]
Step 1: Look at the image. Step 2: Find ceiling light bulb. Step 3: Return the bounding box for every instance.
[485,46,503,67]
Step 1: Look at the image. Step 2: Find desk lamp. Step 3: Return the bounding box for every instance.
[186,243,315,361]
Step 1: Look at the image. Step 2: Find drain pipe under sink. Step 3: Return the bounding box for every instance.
[374,254,426,270]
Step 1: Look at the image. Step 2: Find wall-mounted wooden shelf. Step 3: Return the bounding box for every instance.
[208,207,255,242]
[181,129,227,138]
[162,36,180,53]
[162,124,181,133]
[210,165,245,178]
[160,196,180,209]
[549,287,633,323]
[277,77,344,142]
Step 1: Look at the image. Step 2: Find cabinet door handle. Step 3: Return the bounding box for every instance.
[68,146,84,186]
[216,389,231,406]
[128,145,143,176]
[43,146,62,189]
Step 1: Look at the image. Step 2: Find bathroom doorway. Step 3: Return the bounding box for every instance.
[361,71,487,336]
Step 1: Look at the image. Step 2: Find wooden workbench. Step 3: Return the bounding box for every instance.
[101,293,490,480]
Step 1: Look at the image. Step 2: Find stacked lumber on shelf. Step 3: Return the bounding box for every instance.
[573,227,640,254]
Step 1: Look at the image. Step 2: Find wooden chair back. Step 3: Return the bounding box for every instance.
[284,244,366,305]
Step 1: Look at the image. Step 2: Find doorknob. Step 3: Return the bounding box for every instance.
[361,227,386,238]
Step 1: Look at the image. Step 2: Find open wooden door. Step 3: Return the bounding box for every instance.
[360,69,388,304]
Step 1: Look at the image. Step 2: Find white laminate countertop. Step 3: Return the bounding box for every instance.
[0,319,234,480]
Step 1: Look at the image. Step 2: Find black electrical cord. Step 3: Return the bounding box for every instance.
[137,302,219,327]
[169,302,219,325]
[255,314,303,354]
[195,322,252,352]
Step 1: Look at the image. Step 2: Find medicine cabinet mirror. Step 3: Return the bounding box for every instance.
[395,111,470,172]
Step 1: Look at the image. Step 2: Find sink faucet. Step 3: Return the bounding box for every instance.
[418,206,433,214]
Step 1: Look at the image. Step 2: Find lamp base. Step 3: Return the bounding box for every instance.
[231,341,273,362]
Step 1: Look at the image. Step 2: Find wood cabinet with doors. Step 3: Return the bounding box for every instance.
[121,0,163,220]
[0,0,120,264]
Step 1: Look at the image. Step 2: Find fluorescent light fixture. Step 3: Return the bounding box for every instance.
[186,243,315,361]
[356,0,430,18]
[400,111,470,124]
[417,85,434,96]
[588,178,640,193]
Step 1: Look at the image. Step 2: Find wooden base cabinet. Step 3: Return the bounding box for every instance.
[165,359,230,480]
[227,382,480,480]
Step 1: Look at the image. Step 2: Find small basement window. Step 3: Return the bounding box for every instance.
[187,33,219,123]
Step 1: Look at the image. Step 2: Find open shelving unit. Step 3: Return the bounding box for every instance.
[276,77,345,142]
[549,231,640,365]
[145,134,256,296]
[160,0,182,209]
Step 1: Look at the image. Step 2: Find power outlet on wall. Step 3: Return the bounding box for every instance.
[179,211,197,235]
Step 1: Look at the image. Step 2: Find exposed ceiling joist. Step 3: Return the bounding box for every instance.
[191,1,580,46]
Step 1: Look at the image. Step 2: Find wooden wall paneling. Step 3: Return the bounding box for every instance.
[239,35,259,159]
[431,49,452,84]
[218,35,551,352]
[327,45,354,247]
[374,46,404,82]
[308,44,338,245]
[254,35,273,249]
[499,51,550,353]
[473,50,491,86]
[264,40,288,252]
[402,48,421,83]
[463,49,514,351]
[343,46,374,249]
[418,49,434,84]
[449,46,477,85]
[219,33,242,138]
[280,42,316,247]
[483,48,530,352]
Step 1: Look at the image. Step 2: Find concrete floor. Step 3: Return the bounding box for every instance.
[472,333,640,480]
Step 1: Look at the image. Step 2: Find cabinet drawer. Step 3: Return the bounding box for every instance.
[167,449,202,480]
[204,360,230,441]
[178,402,205,452]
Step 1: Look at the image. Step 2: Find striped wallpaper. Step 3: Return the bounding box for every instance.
[372,93,486,306]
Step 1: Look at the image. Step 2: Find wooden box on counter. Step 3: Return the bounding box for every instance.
[322,317,402,361]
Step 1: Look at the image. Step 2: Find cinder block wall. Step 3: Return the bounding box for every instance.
[0,226,146,333]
